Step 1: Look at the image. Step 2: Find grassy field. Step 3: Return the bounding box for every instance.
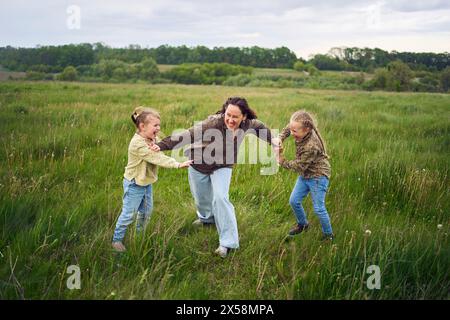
[0,81,449,299]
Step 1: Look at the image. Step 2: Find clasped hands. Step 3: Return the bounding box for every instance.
[271,138,284,164]
[147,139,284,163]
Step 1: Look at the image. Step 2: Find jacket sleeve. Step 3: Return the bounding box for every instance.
[278,124,291,142]
[136,142,180,168]
[157,116,217,151]
[157,129,194,151]
[279,149,319,174]
[247,119,273,144]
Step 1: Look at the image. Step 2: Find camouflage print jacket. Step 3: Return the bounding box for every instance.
[278,125,331,178]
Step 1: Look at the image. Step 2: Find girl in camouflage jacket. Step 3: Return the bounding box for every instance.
[275,110,334,241]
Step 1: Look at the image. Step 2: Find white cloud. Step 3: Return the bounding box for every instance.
[0,0,449,58]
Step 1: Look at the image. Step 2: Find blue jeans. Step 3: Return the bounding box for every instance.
[188,166,239,249]
[112,178,153,242]
[289,176,333,235]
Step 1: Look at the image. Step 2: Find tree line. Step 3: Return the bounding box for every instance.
[0,43,298,71]
[312,47,449,72]
[1,43,448,73]
[1,43,449,92]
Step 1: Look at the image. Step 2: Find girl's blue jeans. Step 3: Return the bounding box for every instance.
[112,178,153,242]
[289,176,333,235]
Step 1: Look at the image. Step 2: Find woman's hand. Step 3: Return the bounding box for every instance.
[147,143,160,152]
[271,137,281,148]
[178,160,193,168]
[272,138,283,162]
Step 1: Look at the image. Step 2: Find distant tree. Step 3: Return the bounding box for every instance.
[309,54,353,71]
[26,71,47,81]
[164,63,252,84]
[386,60,413,91]
[140,57,159,80]
[372,68,390,88]
[440,66,450,92]
[293,61,306,72]
[306,64,319,76]
[57,66,78,81]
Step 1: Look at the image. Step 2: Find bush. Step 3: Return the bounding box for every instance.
[140,58,160,80]
[386,60,413,91]
[418,75,440,92]
[223,74,253,86]
[164,63,253,85]
[85,58,159,82]
[25,71,47,81]
[306,64,319,76]
[293,61,306,72]
[372,68,390,89]
[440,66,450,92]
[29,64,52,73]
[57,66,78,81]
[370,61,413,91]
[309,54,355,71]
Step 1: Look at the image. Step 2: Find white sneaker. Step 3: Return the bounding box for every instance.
[215,246,229,258]
[192,219,214,227]
[192,219,204,226]
[112,241,126,252]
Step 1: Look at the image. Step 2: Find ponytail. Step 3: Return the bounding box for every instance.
[131,106,160,128]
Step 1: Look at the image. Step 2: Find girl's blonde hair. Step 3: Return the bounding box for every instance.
[290,110,327,154]
[131,106,160,129]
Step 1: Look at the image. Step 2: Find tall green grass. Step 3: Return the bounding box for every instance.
[0,81,449,299]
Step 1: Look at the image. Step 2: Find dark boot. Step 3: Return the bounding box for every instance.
[288,223,309,236]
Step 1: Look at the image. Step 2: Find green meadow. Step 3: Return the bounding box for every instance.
[0,81,449,299]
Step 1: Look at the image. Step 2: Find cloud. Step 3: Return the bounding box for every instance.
[385,0,450,12]
[0,0,449,58]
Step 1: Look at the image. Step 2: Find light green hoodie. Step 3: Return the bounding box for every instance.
[124,133,180,186]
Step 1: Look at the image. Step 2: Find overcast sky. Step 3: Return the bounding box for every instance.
[1,0,449,58]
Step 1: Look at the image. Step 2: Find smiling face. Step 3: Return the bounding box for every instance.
[139,115,160,140]
[289,121,310,140]
[224,104,246,130]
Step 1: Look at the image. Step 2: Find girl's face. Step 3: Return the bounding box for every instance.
[289,121,310,140]
[139,115,160,140]
[224,104,246,131]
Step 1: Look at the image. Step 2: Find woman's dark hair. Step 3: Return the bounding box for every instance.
[217,97,257,120]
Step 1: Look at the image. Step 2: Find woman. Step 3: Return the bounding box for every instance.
[156,97,278,258]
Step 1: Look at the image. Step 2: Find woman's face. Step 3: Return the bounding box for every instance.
[139,115,160,140]
[289,121,310,140]
[224,104,246,130]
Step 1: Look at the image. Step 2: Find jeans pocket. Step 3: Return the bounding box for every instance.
[123,178,135,199]
[313,177,328,192]
[318,177,329,192]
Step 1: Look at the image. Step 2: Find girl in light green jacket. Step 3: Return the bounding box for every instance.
[112,107,192,252]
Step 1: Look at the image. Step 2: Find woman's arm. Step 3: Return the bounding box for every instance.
[247,119,275,145]
[157,128,195,151]
[157,116,219,151]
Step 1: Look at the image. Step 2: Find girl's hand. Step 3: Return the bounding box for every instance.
[178,160,193,168]
[276,151,284,164]
[273,143,283,157]
[148,143,160,152]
